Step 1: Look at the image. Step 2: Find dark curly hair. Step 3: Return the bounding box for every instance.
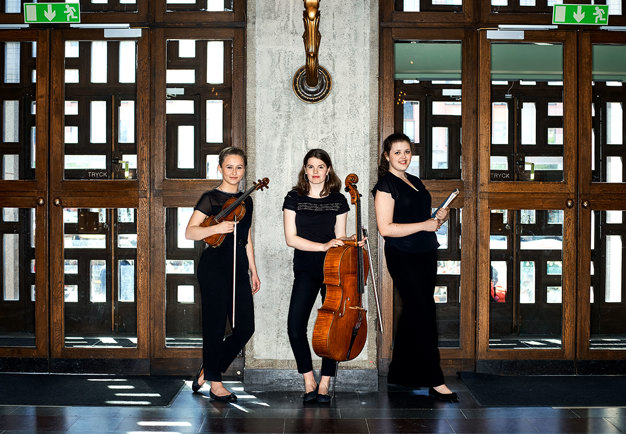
[293,149,342,197]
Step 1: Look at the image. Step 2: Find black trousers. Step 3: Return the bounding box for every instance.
[287,270,337,377]
[197,249,254,382]
[385,246,444,388]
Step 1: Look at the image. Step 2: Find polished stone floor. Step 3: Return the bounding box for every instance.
[0,375,625,433]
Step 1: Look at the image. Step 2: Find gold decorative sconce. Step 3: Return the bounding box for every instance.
[292,0,332,103]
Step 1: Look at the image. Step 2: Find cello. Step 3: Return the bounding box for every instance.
[312,173,368,361]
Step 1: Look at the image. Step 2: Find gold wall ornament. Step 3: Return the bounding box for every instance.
[293,0,332,103]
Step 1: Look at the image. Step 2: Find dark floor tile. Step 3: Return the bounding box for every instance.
[462,407,578,419]
[0,407,16,416]
[65,416,124,432]
[113,414,205,432]
[527,417,622,433]
[0,415,78,431]
[367,417,454,433]
[225,406,340,419]
[284,417,368,433]
[341,407,464,419]
[606,417,626,432]
[447,417,539,433]
[9,406,127,418]
[199,417,285,433]
[571,407,626,418]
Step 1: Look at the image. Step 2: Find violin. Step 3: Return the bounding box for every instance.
[200,177,270,247]
[312,173,368,361]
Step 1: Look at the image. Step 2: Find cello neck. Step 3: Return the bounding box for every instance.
[355,194,365,295]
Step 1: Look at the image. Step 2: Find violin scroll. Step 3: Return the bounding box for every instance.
[254,177,270,191]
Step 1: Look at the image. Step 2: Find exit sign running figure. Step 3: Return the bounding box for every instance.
[24,3,80,24]
[552,4,609,25]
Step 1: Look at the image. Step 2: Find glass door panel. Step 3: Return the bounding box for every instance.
[589,209,626,350]
[435,207,462,348]
[488,208,564,349]
[0,207,36,347]
[63,39,138,181]
[1,40,36,181]
[62,207,138,348]
[490,43,564,182]
[395,41,463,180]
[165,38,231,179]
[164,207,202,347]
[591,45,626,184]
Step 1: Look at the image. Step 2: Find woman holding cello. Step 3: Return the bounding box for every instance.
[185,146,261,402]
[282,149,350,403]
[373,133,457,402]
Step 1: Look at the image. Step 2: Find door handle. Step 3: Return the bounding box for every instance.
[53,198,62,206]
[37,197,45,206]
[582,200,590,209]
[566,199,574,208]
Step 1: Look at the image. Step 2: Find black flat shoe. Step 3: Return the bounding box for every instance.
[209,390,238,402]
[303,385,318,403]
[428,387,458,402]
[191,365,204,393]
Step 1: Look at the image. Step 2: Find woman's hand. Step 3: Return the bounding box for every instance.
[435,207,449,222]
[322,238,345,251]
[422,218,440,232]
[251,272,261,294]
[348,234,367,247]
[213,220,238,235]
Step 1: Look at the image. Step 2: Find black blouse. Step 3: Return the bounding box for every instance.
[194,189,253,253]
[372,172,438,253]
[282,190,349,273]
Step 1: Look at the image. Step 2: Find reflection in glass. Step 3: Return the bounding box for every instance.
[3,100,19,142]
[607,157,623,183]
[206,41,224,84]
[206,155,221,179]
[118,101,135,143]
[605,235,622,303]
[206,100,224,143]
[521,102,536,145]
[90,260,107,302]
[403,101,419,143]
[177,208,194,249]
[432,127,449,169]
[90,101,107,143]
[590,210,626,349]
[2,234,19,301]
[178,126,195,169]
[166,69,195,83]
[119,42,136,84]
[91,41,108,84]
[64,208,138,347]
[491,43,564,182]
[489,209,563,348]
[166,208,202,346]
[178,40,195,58]
[118,260,135,302]
[607,102,623,145]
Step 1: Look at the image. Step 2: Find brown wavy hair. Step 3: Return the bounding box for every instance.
[293,149,342,196]
[378,132,411,180]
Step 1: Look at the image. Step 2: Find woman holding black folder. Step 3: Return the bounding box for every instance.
[372,133,457,402]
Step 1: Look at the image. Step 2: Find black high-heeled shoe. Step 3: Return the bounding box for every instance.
[191,365,204,393]
[209,390,238,402]
[428,387,458,402]
[303,384,318,403]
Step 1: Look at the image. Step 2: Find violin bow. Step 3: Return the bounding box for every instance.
[363,228,383,333]
[232,215,237,328]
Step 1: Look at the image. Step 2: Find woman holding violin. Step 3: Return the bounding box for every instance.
[373,133,457,402]
[185,146,261,402]
[282,148,349,403]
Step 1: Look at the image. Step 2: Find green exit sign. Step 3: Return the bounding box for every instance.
[24,3,81,23]
[552,4,609,25]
